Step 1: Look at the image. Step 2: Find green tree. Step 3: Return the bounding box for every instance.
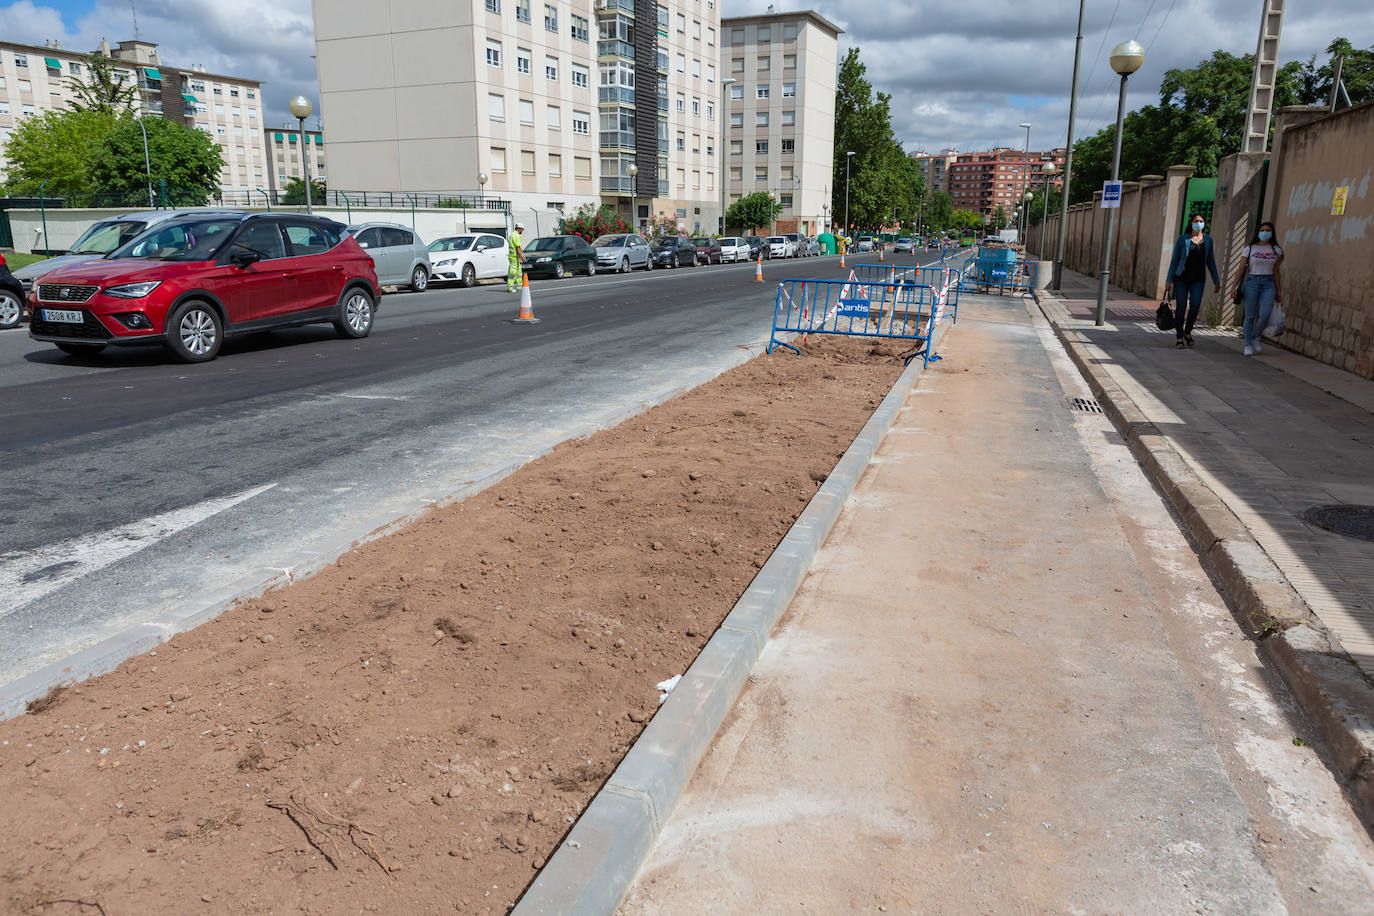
[832,48,926,233]
[282,177,326,206]
[924,191,953,232]
[88,116,224,206]
[726,191,783,233]
[560,203,632,242]
[66,53,138,116]
[1295,38,1374,105]
[991,206,1009,231]
[0,108,119,201]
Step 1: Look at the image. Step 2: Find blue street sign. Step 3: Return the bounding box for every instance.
[1101,180,1123,208]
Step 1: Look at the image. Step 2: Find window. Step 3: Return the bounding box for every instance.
[730,84,743,100]
[69,62,82,75]
[692,169,700,189]
[230,88,239,97]
[780,193,793,208]
[784,53,797,69]
[572,63,589,88]
[758,27,770,42]
[675,53,685,73]
[756,84,769,99]
[753,139,769,154]
[215,103,225,115]
[676,132,684,151]
[190,80,205,92]
[706,102,714,120]
[729,139,742,155]
[731,57,743,73]
[730,112,743,127]
[248,109,257,119]
[487,39,502,67]
[782,82,796,98]
[692,59,700,79]
[691,98,700,116]
[781,109,795,126]
[485,0,500,11]
[14,55,27,68]
[756,111,768,127]
[545,56,558,81]
[572,110,589,134]
[571,14,589,41]
[544,4,557,31]
[706,141,713,156]
[706,64,715,83]
[730,166,742,180]
[676,93,684,112]
[517,48,531,74]
[675,12,685,32]
[17,103,33,116]
[676,168,685,188]
[212,86,222,95]
[231,106,241,117]
[657,5,669,33]
[492,146,507,172]
[706,171,714,191]
[521,150,535,175]
[758,55,769,71]
[18,79,32,92]
[755,166,768,181]
[780,166,793,181]
[781,138,794,153]
[784,24,798,41]
[547,105,561,129]
[488,93,505,120]
[731,28,744,43]
[692,133,700,153]
[519,99,534,125]
[0,102,9,115]
[516,0,530,21]
[548,154,562,177]
[575,156,592,179]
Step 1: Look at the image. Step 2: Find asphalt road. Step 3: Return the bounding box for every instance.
[0,248,955,688]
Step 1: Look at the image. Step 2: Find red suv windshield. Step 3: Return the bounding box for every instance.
[110,218,243,262]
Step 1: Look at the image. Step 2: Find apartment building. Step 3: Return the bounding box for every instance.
[720,11,839,236]
[947,147,1066,217]
[267,127,328,194]
[911,148,958,195]
[313,0,722,230]
[0,38,267,194]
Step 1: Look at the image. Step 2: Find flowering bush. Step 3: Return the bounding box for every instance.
[561,204,632,243]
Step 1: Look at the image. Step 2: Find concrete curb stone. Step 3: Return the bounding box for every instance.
[1043,310,1374,825]
[512,323,946,915]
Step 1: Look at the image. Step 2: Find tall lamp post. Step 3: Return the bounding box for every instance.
[288,95,315,214]
[1053,0,1087,290]
[1038,162,1059,259]
[1095,40,1146,326]
[626,161,639,231]
[477,171,488,208]
[136,113,154,208]
[1017,122,1031,240]
[843,150,856,238]
[720,77,736,233]
[1021,190,1033,245]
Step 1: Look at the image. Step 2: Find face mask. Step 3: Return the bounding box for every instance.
[1258,230,1273,241]
[1191,222,1205,232]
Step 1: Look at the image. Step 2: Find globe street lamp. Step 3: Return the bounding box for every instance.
[288,95,315,214]
[626,161,639,232]
[1095,40,1145,326]
[1021,189,1033,243]
[720,77,736,233]
[1038,162,1059,259]
[844,150,856,238]
[477,171,488,209]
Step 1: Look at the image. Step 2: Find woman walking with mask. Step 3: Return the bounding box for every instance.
[1164,212,1221,348]
[1233,221,1283,356]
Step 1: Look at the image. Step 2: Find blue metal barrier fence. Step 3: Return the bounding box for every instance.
[850,263,966,321]
[963,250,1040,302]
[766,276,956,367]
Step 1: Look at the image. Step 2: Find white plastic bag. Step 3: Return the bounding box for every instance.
[1263,303,1285,339]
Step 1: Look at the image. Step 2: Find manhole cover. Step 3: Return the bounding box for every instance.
[1301,505,1374,542]
[1064,397,1104,413]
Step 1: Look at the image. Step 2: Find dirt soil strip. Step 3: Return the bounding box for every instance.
[2,336,904,916]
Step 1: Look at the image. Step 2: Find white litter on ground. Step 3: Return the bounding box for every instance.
[656,675,682,704]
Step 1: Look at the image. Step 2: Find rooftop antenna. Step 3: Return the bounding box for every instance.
[131,0,140,40]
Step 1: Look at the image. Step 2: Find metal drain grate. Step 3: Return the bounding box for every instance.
[1301,505,1374,542]
[1064,397,1104,413]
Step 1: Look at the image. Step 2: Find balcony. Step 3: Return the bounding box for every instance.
[657,180,668,197]
[600,129,636,150]
[596,0,636,14]
[597,39,636,60]
[657,95,668,112]
[601,175,636,193]
[598,86,636,105]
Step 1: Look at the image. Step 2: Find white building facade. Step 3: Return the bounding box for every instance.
[0,39,267,195]
[311,0,723,232]
[720,11,839,237]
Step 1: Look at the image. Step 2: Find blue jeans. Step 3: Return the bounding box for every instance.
[1242,275,1276,346]
[1172,280,1204,337]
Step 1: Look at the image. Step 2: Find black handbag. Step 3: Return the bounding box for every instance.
[1155,294,1175,331]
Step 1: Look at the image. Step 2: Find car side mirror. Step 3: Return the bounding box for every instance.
[473,245,486,252]
[231,249,262,268]
[357,241,370,249]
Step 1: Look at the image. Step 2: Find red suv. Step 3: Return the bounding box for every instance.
[28,212,380,362]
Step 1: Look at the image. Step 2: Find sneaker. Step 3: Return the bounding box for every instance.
[1244,345,1254,356]
[1254,342,1263,353]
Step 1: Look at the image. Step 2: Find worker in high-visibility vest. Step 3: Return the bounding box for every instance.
[507,222,526,293]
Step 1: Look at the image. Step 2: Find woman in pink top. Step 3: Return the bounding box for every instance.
[1232,220,1283,356]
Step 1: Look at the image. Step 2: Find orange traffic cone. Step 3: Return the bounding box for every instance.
[840,249,847,269]
[509,274,540,324]
[754,257,764,282]
[878,246,885,262]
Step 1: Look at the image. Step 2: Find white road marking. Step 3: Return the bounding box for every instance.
[0,483,277,618]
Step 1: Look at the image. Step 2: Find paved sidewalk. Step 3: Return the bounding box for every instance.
[620,294,1374,913]
[1047,268,1374,681]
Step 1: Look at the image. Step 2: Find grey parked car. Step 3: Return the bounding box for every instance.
[11,210,216,294]
[591,233,653,272]
[345,222,432,291]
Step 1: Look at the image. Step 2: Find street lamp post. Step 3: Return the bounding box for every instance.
[136,113,154,208]
[1095,40,1146,327]
[477,172,488,209]
[844,150,856,238]
[626,161,639,231]
[1021,190,1032,245]
[288,95,315,214]
[1053,0,1087,291]
[1038,163,1059,259]
[720,77,736,234]
[1018,122,1031,241]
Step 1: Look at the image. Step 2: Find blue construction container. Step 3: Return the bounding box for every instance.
[977,247,1017,284]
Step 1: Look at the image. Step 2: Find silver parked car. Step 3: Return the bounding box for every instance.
[345,222,432,291]
[11,210,219,294]
[427,233,509,287]
[717,236,752,262]
[800,236,821,256]
[591,233,653,272]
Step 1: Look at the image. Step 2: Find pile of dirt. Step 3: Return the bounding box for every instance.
[1,338,905,915]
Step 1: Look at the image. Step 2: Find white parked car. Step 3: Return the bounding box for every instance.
[766,235,795,258]
[591,233,653,272]
[800,237,821,256]
[345,222,432,291]
[718,236,752,263]
[427,233,509,287]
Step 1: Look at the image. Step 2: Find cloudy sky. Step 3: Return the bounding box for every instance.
[3,0,1365,153]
